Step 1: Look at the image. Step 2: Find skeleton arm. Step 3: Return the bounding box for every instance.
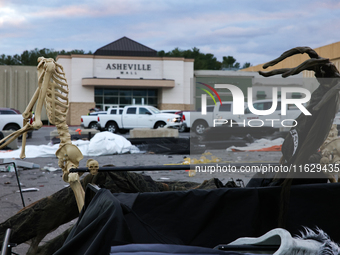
[0,87,40,154]
[262,47,320,69]
[34,60,55,129]
[0,59,54,158]
[259,46,340,114]
[259,68,292,77]
[20,86,41,158]
[1,57,87,212]
[259,58,329,78]
[21,60,57,159]
[259,46,333,79]
[22,83,41,120]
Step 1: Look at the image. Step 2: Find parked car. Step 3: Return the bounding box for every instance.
[97,105,181,133]
[175,110,193,133]
[183,100,307,135]
[0,108,34,138]
[81,110,114,130]
[160,110,181,114]
[161,110,188,132]
[181,102,238,135]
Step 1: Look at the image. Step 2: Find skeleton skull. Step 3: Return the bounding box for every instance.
[86,159,99,175]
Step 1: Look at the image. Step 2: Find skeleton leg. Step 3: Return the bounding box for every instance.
[56,143,84,212]
[65,170,85,212]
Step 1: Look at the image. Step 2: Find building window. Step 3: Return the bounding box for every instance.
[256,91,267,99]
[95,88,158,110]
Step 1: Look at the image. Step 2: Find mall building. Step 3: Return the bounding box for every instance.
[57,37,194,125]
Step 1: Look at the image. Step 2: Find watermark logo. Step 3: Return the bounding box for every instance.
[200,84,311,116]
[197,82,222,115]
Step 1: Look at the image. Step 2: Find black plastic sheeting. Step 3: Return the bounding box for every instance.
[201,126,279,141]
[130,136,251,153]
[50,127,286,154]
[109,244,256,255]
[55,183,340,255]
[129,137,205,155]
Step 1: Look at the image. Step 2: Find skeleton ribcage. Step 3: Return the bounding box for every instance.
[44,62,69,126]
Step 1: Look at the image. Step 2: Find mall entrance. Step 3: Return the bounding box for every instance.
[95,88,158,110]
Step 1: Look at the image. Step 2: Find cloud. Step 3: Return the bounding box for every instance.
[14,0,168,19]
[0,6,26,26]
[2,0,340,67]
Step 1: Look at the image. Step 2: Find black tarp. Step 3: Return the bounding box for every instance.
[109,244,256,254]
[55,183,340,254]
[53,189,132,255]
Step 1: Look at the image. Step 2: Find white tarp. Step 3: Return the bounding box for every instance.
[0,132,140,159]
[226,138,284,151]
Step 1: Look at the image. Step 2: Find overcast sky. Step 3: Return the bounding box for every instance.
[1,0,340,66]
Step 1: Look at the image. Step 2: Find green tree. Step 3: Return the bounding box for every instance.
[222,56,240,69]
[1,47,251,70]
[242,62,252,69]
[0,48,92,66]
[157,47,222,70]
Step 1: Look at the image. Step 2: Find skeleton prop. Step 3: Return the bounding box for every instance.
[259,46,340,175]
[259,47,340,228]
[0,57,94,212]
[86,159,99,175]
[319,124,340,182]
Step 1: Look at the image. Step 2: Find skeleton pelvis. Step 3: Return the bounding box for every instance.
[56,143,84,170]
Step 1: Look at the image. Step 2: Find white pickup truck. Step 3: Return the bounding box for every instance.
[183,100,304,135]
[81,109,123,130]
[97,105,181,133]
[0,108,33,138]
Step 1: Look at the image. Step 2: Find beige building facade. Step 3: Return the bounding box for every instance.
[0,65,48,121]
[242,41,340,78]
[57,37,194,125]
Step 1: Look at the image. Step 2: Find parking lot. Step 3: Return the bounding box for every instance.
[0,126,282,254]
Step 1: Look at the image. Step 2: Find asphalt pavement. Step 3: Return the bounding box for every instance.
[0,126,282,254]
